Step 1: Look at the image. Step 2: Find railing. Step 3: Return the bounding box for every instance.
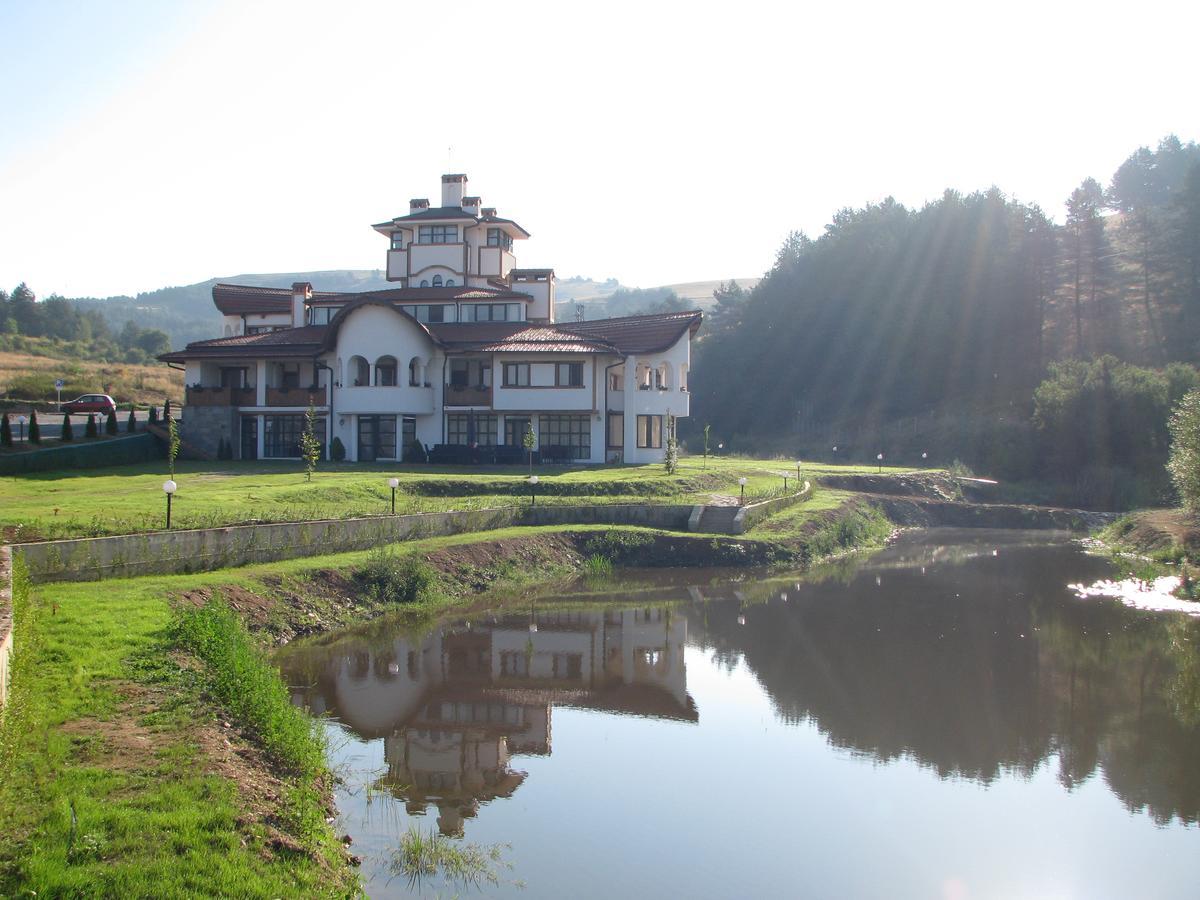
[444,384,492,406]
[266,386,328,407]
[185,386,255,407]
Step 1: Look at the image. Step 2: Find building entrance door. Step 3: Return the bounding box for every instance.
[240,417,257,460]
[358,415,397,462]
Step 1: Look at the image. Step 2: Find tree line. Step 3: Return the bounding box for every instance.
[689,135,1200,501]
[0,283,172,364]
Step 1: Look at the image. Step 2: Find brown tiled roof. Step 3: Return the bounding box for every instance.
[371,208,531,237]
[159,325,328,362]
[562,310,703,354]
[212,283,346,316]
[309,285,531,305]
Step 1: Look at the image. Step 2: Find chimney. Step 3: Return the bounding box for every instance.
[481,207,497,218]
[409,198,429,213]
[462,195,481,216]
[291,282,312,328]
[441,173,467,208]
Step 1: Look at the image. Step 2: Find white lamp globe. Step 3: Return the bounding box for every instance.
[163,479,177,494]
[388,477,400,489]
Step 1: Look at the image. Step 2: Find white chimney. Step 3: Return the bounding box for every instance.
[462,195,481,216]
[292,282,312,328]
[441,173,467,208]
[409,198,429,213]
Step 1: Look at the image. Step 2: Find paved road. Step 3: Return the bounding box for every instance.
[5,409,156,444]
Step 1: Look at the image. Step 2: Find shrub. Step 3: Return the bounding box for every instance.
[216,437,227,460]
[84,413,98,438]
[28,410,40,444]
[404,439,427,463]
[0,413,11,448]
[330,436,346,462]
[148,405,158,425]
[105,410,118,435]
[60,414,74,442]
[126,408,137,432]
[1168,389,1200,511]
[352,548,436,604]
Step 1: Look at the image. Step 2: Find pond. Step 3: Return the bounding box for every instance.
[277,529,1200,898]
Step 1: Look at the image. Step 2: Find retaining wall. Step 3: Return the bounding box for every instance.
[0,432,159,475]
[0,547,12,709]
[731,483,814,534]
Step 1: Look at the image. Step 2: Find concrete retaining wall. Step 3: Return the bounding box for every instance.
[0,547,12,709]
[0,432,159,475]
[524,504,694,531]
[731,482,814,534]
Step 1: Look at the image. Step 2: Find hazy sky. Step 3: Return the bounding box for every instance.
[1,0,1196,298]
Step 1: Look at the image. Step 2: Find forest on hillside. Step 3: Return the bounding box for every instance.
[690,136,1200,506]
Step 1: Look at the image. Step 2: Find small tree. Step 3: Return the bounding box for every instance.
[1168,388,1200,510]
[167,415,180,478]
[61,414,74,442]
[148,405,158,425]
[85,413,98,438]
[522,422,536,476]
[0,413,12,448]
[163,399,172,422]
[664,416,679,475]
[29,410,40,444]
[105,410,118,435]
[330,436,346,462]
[298,402,321,482]
[216,436,227,460]
[127,408,137,433]
[702,423,711,470]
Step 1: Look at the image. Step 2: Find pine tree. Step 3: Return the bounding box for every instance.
[106,410,118,435]
[85,413,98,438]
[29,410,40,444]
[163,399,172,423]
[0,413,12,448]
[148,405,159,425]
[127,408,137,432]
[61,414,74,442]
[298,403,321,482]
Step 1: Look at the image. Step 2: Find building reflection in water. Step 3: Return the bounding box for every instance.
[290,607,694,835]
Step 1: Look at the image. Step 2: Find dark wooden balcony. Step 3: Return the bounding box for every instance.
[266,386,328,407]
[185,386,255,407]
[444,384,492,406]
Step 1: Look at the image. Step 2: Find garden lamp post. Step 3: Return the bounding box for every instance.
[877,453,884,474]
[388,477,399,514]
[739,476,747,506]
[717,442,724,456]
[796,459,802,486]
[529,474,539,507]
[163,479,177,529]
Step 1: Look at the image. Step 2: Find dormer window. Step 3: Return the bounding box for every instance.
[486,228,513,251]
[418,224,458,244]
[432,275,443,287]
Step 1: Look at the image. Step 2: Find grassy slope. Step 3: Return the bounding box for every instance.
[0,561,355,897]
[0,345,184,407]
[0,456,929,540]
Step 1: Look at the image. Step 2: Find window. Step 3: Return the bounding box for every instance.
[609,372,623,391]
[448,414,496,446]
[420,280,429,287]
[390,232,405,250]
[418,224,458,243]
[607,413,624,449]
[375,356,397,386]
[487,227,513,251]
[445,279,455,286]
[432,274,443,287]
[463,303,523,322]
[246,325,287,334]
[539,415,591,460]
[637,415,662,449]
[503,363,531,386]
[555,362,583,387]
[409,358,421,386]
[264,415,325,458]
[449,359,469,387]
[504,416,530,446]
[280,364,300,390]
[655,365,669,390]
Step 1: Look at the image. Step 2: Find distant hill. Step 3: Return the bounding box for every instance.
[67,270,758,347]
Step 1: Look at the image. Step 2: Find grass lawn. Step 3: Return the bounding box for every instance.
[0,455,931,540]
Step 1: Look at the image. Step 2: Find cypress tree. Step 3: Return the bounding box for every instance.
[0,413,12,448]
[148,405,159,425]
[106,410,119,435]
[61,414,74,442]
[85,413,99,438]
[127,408,137,432]
[163,399,172,423]
[29,410,40,444]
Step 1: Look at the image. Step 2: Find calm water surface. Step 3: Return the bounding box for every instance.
[278,529,1200,898]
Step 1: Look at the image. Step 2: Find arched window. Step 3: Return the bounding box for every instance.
[349,355,369,387]
[655,363,669,390]
[635,363,652,390]
[409,356,424,386]
[432,275,443,287]
[679,362,689,392]
[445,278,455,286]
[420,279,429,287]
[375,355,398,386]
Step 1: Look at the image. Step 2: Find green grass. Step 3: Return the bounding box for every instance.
[0,558,356,897]
[0,455,934,540]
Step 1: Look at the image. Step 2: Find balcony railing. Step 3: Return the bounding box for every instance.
[444,384,492,406]
[185,386,255,407]
[266,386,328,407]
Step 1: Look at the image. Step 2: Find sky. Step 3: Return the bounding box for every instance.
[1,0,1197,299]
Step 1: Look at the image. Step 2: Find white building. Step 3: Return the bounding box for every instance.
[163,173,700,464]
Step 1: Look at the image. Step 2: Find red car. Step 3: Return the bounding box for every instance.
[60,394,117,415]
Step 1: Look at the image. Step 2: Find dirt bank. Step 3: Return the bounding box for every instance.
[1105,509,1200,557]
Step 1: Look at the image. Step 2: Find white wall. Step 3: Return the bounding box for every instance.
[619,332,692,464]
[409,243,464,278]
[492,356,597,412]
